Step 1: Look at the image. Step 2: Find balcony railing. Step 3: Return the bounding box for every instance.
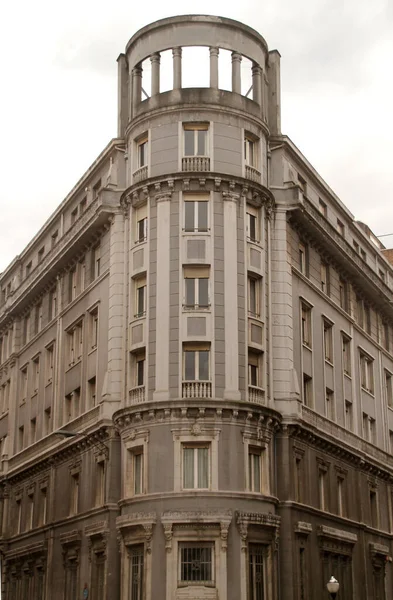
[248,385,265,404]
[129,386,145,405]
[245,165,261,183]
[182,157,210,172]
[133,166,148,183]
[182,381,212,399]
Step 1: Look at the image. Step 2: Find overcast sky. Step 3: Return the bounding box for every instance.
[0,0,392,273]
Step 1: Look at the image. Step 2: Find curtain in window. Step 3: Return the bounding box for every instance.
[183,448,194,488]
[197,447,208,488]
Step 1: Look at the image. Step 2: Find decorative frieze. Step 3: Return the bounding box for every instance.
[116,512,157,554]
[161,510,232,554]
[295,521,312,535]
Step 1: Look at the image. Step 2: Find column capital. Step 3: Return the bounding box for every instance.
[222,191,240,203]
[155,191,172,204]
[231,51,242,63]
[150,52,161,64]
[209,46,219,57]
[132,64,143,76]
[172,46,182,58]
[252,62,262,75]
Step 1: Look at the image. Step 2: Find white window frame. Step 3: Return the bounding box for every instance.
[183,266,210,309]
[248,350,263,389]
[183,123,209,157]
[124,431,149,498]
[183,194,209,233]
[244,134,258,168]
[137,135,148,168]
[183,344,210,382]
[300,301,312,349]
[135,204,148,244]
[341,333,351,377]
[173,430,220,493]
[323,318,333,364]
[181,443,210,490]
[248,275,261,317]
[246,204,259,243]
[134,276,147,318]
[359,350,374,394]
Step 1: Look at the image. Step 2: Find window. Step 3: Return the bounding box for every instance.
[179,543,213,585]
[95,459,105,506]
[360,351,374,394]
[337,475,346,517]
[342,334,351,376]
[89,308,99,349]
[244,135,257,167]
[360,248,367,262]
[21,365,28,401]
[129,545,144,600]
[137,136,148,168]
[92,244,101,280]
[248,447,262,492]
[364,303,371,335]
[135,204,147,243]
[83,378,95,411]
[320,262,329,295]
[67,321,83,366]
[132,449,144,495]
[248,350,262,388]
[38,483,47,526]
[70,207,78,225]
[246,209,258,242]
[30,417,36,444]
[298,242,308,275]
[27,491,34,529]
[363,413,376,443]
[339,278,349,312]
[44,407,52,436]
[34,302,43,335]
[18,425,24,452]
[248,276,261,317]
[69,266,77,302]
[297,173,307,194]
[184,197,208,232]
[70,470,80,515]
[303,374,312,407]
[79,196,87,213]
[136,353,145,387]
[93,179,101,199]
[345,400,353,431]
[248,544,265,600]
[353,240,359,253]
[337,219,345,236]
[370,487,378,528]
[32,356,40,393]
[325,388,334,421]
[184,346,210,381]
[135,277,146,318]
[51,230,58,248]
[318,198,327,217]
[16,497,22,534]
[25,261,32,277]
[301,303,312,348]
[294,451,304,503]
[323,320,333,363]
[385,371,393,408]
[49,287,57,321]
[183,123,208,157]
[182,444,209,489]
[38,246,45,263]
[318,463,329,511]
[184,267,209,308]
[383,321,390,351]
[22,312,31,345]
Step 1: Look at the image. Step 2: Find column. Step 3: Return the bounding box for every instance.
[150,52,160,97]
[231,51,242,94]
[117,54,128,137]
[132,64,143,115]
[252,62,262,106]
[223,191,241,400]
[172,47,182,90]
[153,192,172,401]
[209,47,219,89]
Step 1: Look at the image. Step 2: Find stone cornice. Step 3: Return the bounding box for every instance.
[295,521,312,535]
[317,525,357,545]
[113,400,281,435]
[120,173,275,215]
[3,540,46,561]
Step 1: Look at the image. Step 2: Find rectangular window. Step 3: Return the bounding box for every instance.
[303,374,312,407]
[248,276,261,317]
[95,460,105,506]
[360,352,374,394]
[135,204,148,243]
[342,334,351,376]
[383,321,390,351]
[246,207,259,242]
[318,466,328,511]
[93,179,101,199]
[339,278,349,312]
[248,350,262,388]
[182,444,209,489]
[360,248,367,262]
[298,243,308,276]
[79,196,87,213]
[337,475,346,517]
[67,321,83,366]
[183,124,208,157]
[21,365,28,401]
[297,173,307,194]
[248,448,262,492]
[32,356,40,393]
[323,320,333,363]
[385,371,393,408]
[345,400,353,431]
[22,312,31,346]
[133,449,144,495]
[364,304,371,335]
[244,135,257,167]
[70,207,78,225]
[27,493,34,529]
[325,388,334,421]
[38,485,47,526]
[18,425,24,452]
[44,407,52,436]
[136,354,145,387]
[184,347,210,381]
[51,230,58,248]
[337,219,345,236]
[318,198,327,217]
[70,471,80,515]
[320,262,329,295]
[356,296,364,327]
[370,488,378,528]
[137,137,148,168]
[353,240,359,253]
[89,308,99,349]
[135,277,146,318]
[49,287,57,321]
[248,544,265,600]
[88,376,97,407]
[301,303,312,348]
[129,545,144,600]
[34,302,43,335]
[25,261,32,277]
[30,417,37,444]
[179,543,213,584]
[184,267,209,308]
[294,454,304,503]
[184,198,208,232]
[92,244,101,280]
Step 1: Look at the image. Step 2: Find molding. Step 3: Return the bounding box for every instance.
[295,521,312,535]
[161,510,232,553]
[317,525,357,544]
[116,512,157,553]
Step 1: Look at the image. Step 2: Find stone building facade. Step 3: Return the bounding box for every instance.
[0,14,393,600]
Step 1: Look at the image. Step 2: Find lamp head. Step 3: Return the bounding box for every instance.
[327,576,339,595]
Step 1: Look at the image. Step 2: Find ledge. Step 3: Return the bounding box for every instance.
[317,525,357,544]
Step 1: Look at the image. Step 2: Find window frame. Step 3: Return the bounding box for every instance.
[124,432,149,498]
[178,542,214,586]
[359,350,374,394]
[173,429,219,493]
[183,266,210,309]
[301,302,312,348]
[183,344,210,382]
[134,276,147,318]
[183,195,209,233]
[246,205,259,243]
[183,123,209,158]
[181,443,210,490]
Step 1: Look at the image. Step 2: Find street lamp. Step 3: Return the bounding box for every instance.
[326,576,339,599]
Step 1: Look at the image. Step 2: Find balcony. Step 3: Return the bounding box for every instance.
[133,166,148,183]
[245,165,261,183]
[182,381,212,399]
[182,157,210,172]
[129,385,146,405]
[248,385,265,404]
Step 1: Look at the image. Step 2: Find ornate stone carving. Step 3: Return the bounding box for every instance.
[222,191,240,203]
[295,521,312,535]
[163,523,173,553]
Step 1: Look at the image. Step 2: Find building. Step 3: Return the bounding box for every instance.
[0,13,393,600]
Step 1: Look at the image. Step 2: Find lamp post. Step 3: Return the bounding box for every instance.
[326,576,339,599]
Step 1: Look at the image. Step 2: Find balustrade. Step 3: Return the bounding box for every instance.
[129,386,146,405]
[248,385,265,404]
[245,165,261,183]
[182,381,212,399]
[133,166,148,183]
[182,157,210,172]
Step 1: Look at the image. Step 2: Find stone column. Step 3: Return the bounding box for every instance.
[252,62,262,106]
[150,52,160,96]
[132,64,143,115]
[209,47,219,89]
[223,191,241,400]
[231,51,242,94]
[153,192,172,401]
[172,47,182,89]
[117,53,128,137]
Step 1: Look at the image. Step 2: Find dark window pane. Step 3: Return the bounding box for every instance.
[185,279,195,306]
[137,360,144,386]
[199,351,209,380]
[198,278,209,306]
[197,130,207,156]
[184,130,194,156]
[198,202,208,231]
[185,202,195,231]
[185,351,195,380]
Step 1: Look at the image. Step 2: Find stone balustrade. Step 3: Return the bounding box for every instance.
[248,385,265,404]
[129,386,146,405]
[133,166,148,183]
[182,381,212,399]
[182,157,210,172]
[245,165,261,183]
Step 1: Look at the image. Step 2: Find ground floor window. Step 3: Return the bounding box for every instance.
[179,543,214,586]
[129,545,144,600]
[248,544,265,600]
